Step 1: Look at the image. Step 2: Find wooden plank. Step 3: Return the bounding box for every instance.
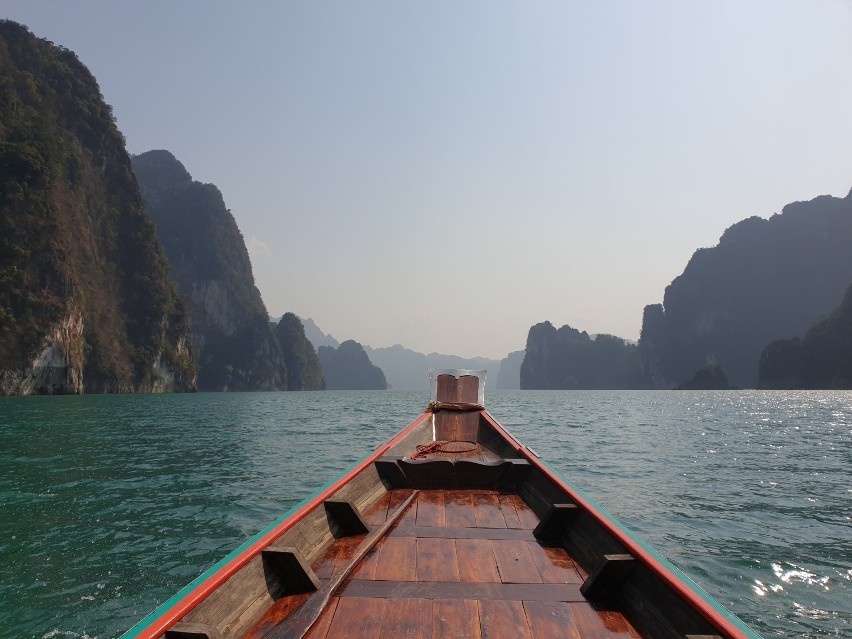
[164,621,224,639]
[374,536,417,581]
[444,490,476,528]
[323,596,387,639]
[388,490,419,526]
[479,599,533,639]
[473,494,507,528]
[324,499,369,537]
[580,554,636,600]
[523,600,580,639]
[240,594,311,639]
[525,542,583,585]
[378,597,432,639]
[533,503,578,541]
[351,537,383,581]
[491,539,543,584]
[432,599,481,639]
[567,602,639,639]
[506,494,540,530]
[265,491,419,639]
[390,525,535,541]
[415,490,445,527]
[363,492,391,525]
[303,597,339,639]
[455,538,500,583]
[499,494,522,528]
[338,580,585,602]
[261,548,320,596]
[416,538,460,582]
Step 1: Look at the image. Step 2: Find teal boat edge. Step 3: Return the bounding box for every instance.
[535,455,763,639]
[120,459,362,638]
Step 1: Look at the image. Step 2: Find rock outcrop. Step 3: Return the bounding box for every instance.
[758,283,852,389]
[317,340,387,390]
[676,365,736,390]
[132,150,287,391]
[638,188,852,388]
[0,21,196,394]
[274,313,325,390]
[520,322,641,389]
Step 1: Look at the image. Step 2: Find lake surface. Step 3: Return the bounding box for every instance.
[0,390,849,638]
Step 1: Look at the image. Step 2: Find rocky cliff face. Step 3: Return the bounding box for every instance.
[520,322,641,389]
[638,189,852,388]
[0,21,196,394]
[758,282,852,389]
[317,340,387,390]
[132,150,287,391]
[274,313,325,390]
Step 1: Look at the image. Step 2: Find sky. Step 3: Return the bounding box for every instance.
[4,1,852,360]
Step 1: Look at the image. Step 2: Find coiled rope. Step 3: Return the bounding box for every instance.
[411,440,479,459]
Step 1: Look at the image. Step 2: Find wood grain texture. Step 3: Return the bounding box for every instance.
[526,542,584,584]
[568,602,639,639]
[432,599,481,639]
[415,538,459,582]
[473,494,507,528]
[491,539,544,584]
[455,537,500,583]
[415,491,445,527]
[444,491,476,528]
[374,536,417,581]
[378,598,432,639]
[523,600,580,639]
[479,599,533,639]
[302,597,339,639]
[322,596,386,639]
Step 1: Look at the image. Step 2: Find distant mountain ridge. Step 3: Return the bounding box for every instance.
[364,344,501,391]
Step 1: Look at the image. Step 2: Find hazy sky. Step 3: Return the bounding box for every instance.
[4,2,852,359]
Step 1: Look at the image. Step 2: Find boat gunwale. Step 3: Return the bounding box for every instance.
[122,411,432,639]
[479,409,762,639]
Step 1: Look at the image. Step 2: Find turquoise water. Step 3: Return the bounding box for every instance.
[0,390,849,638]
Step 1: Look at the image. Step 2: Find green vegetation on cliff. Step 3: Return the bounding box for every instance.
[317,340,387,390]
[758,283,852,389]
[132,150,286,391]
[0,21,195,393]
[274,313,325,390]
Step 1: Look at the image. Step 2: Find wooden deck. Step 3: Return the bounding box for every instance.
[244,489,641,639]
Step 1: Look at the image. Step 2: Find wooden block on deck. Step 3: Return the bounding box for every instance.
[375,456,409,488]
[164,622,224,639]
[324,499,370,538]
[261,547,320,596]
[580,553,636,600]
[498,458,532,489]
[532,503,578,541]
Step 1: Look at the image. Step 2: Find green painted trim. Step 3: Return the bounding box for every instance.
[536,457,763,639]
[120,459,363,638]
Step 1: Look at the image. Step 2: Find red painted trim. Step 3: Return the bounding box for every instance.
[479,410,750,639]
[135,411,431,639]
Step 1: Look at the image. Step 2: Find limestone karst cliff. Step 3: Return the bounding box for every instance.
[273,313,325,390]
[0,21,196,394]
[317,340,387,390]
[758,282,852,389]
[132,150,289,391]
